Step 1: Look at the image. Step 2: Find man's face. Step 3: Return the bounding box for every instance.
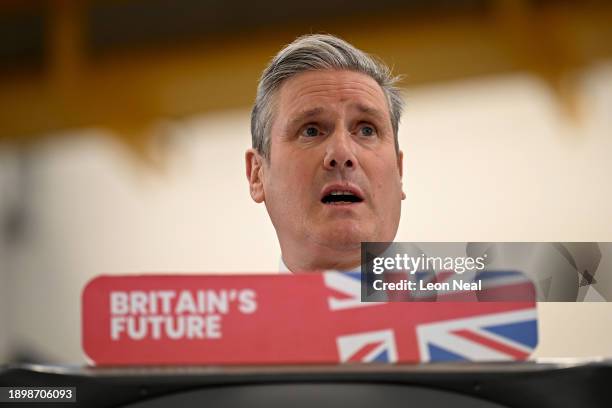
[247,69,405,258]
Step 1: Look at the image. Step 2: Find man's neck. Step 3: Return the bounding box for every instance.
[280,245,362,272]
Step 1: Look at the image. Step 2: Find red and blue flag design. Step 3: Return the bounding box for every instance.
[337,329,398,363]
[324,271,537,363]
[416,309,537,362]
[82,272,537,366]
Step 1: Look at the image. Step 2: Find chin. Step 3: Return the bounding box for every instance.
[315,223,371,250]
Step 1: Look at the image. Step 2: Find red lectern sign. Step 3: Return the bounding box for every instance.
[82,273,537,365]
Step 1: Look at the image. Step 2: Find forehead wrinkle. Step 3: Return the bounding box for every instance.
[291,80,384,103]
[281,70,385,101]
[284,87,384,117]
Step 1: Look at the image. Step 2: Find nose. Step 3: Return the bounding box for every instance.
[323,131,357,171]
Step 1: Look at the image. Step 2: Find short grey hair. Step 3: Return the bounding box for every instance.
[251,34,404,159]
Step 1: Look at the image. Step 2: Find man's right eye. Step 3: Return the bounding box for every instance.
[302,126,320,137]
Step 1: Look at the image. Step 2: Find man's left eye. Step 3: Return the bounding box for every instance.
[359,125,376,137]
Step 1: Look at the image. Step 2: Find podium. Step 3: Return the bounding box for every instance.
[1,360,611,407]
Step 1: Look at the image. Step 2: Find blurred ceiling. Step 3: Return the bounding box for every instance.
[0,0,611,148]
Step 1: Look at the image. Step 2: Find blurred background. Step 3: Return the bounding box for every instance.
[1,0,612,365]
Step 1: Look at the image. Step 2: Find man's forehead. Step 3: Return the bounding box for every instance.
[287,103,388,125]
[276,70,389,118]
[279,69,384,101]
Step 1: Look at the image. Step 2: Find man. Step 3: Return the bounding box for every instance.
[246,34,406,273]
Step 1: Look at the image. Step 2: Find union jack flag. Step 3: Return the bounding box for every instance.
[324,271,538,363]
[416,308,538,362]
[323,271,380,310]
[337,329,398,363]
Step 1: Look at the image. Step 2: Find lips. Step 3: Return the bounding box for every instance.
[320,184,364,205]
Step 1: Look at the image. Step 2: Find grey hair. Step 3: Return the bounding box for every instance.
[251,34,404,159]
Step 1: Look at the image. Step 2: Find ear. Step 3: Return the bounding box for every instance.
[245,148,265,203]
[397,150,406,200]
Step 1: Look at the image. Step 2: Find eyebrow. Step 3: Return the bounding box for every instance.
[287,107,325,130]
[353,103,387,121]
[287,104,386,129]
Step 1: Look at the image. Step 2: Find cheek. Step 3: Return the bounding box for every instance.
[370,154,402,195]
[268,160,315,205]
[286,150,320,182]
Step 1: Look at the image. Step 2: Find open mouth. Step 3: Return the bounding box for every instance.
[321,190,364,205]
